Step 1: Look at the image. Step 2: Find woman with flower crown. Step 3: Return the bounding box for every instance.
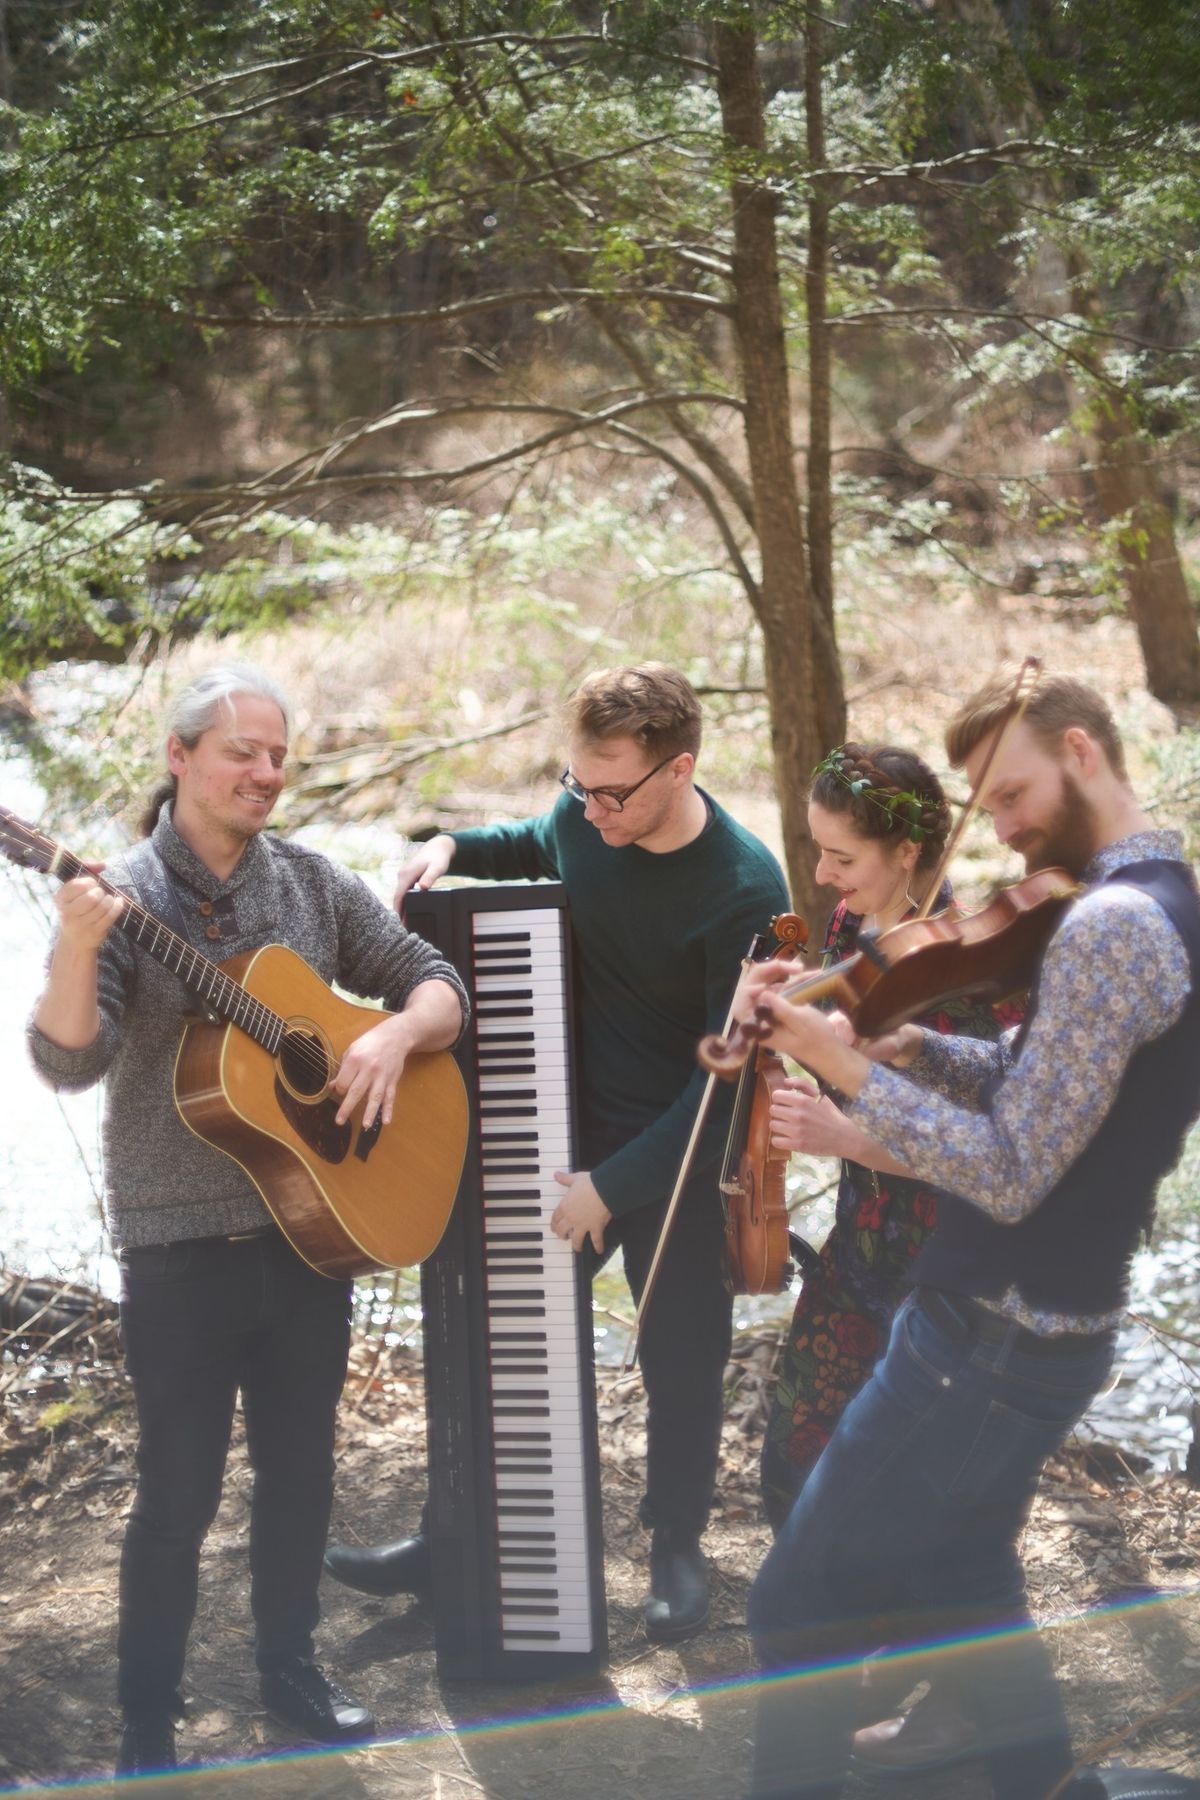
[760,742,1022,1529]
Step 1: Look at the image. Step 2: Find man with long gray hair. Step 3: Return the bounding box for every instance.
[28,664,468,1773]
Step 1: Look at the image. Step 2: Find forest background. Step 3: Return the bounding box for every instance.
[2,0,1198,1270]
[3,0,1200,909]
[1,2,1200,1789]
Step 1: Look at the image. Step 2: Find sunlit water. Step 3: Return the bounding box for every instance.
[1,741,1196,1469]
[0,751,112,1290]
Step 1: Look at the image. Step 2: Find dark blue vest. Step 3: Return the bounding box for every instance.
[914,860,1200,1316]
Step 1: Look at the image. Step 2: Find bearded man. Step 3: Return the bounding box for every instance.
[736,673,1200,1800]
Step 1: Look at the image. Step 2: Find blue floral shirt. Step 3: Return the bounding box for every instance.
[850,832,1194,1334]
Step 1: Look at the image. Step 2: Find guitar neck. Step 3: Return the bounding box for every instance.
[46,842,284,1053]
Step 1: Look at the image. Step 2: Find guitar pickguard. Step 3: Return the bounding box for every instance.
[273,1078,352,1165]
[354,1118,382,1163]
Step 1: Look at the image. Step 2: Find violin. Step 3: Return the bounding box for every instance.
[624,908,810,1366]
[699,866,1078,1077]
[719,912,809,1295]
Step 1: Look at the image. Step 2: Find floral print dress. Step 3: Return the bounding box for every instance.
[759,889,1023,1531]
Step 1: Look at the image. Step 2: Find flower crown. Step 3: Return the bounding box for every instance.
[811,746,937,844]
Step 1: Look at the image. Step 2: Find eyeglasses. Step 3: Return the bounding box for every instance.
[559,754,675,812]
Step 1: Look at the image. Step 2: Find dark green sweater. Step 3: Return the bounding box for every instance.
[451,791,789,1218]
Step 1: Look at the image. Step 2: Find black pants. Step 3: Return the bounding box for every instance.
[586,1172,732,1538]
[116,1230,352,1716]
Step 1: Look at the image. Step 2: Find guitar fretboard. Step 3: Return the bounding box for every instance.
[46,842,285,1054]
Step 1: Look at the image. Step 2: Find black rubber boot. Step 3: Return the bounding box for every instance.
[643,1525,710,1644]
[116,1714,178,1777]
[323,1532,433,1600]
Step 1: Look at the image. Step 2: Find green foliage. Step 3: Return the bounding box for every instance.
[1045,0,1200,140]
[1154,1114,1200,1233]
[0,465,193,680]
[0,467,405,682]
[1146,726,1200,865]
[1,0,1198,733]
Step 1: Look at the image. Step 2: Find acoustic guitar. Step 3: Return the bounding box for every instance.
[1,806,469,1280]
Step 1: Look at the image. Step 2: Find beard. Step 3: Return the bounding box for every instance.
[1012,769,1097,878]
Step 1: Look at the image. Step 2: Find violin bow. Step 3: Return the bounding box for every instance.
[912,654,1043,923]
[619,935,761,1376]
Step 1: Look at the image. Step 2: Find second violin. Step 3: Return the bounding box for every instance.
[719,912,809,1295]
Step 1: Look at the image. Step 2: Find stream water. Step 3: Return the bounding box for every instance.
[1,738,1196,1471]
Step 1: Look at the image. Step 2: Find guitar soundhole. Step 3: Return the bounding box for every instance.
[279,1028,330,1098]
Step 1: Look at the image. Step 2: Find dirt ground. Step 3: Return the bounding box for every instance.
[1,1328,1198,1800]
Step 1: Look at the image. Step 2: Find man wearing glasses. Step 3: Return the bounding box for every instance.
[325,664,788,1641]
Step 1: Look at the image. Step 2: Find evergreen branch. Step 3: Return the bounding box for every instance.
[55,59,377,156]
[53,31,718,156]
[158,30,717,102]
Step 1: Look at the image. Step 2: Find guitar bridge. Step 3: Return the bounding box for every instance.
[354,1117,383,1163]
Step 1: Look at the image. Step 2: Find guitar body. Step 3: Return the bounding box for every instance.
[173,944,469,1279]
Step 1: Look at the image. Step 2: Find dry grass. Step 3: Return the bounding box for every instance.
[1,1336,1197,1793]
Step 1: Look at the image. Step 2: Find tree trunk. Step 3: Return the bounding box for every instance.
[805,0,837,722]
[714,15,844,922]
[1087,391,1200,703]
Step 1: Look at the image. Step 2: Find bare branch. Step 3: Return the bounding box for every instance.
[580,307,756,527]
[157,284,731,331]
[830,305,1196,358]
[811,134,1167,190]
[9,390,759,606]
[288,707,551,818]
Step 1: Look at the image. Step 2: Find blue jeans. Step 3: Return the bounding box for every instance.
[747,1289,1116,1800]
[117,1231,352,1715]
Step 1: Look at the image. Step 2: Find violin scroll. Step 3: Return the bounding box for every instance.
[700,910,812,1078]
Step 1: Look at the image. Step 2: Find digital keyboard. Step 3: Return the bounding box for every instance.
[407,883,608,1680]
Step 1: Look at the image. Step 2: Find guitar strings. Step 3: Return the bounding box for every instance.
[52,840,337,1086]
[4,820,365,1089]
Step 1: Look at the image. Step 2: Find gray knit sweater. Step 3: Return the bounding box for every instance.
[27,808,469,1249]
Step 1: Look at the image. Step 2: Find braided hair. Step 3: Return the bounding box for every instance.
[809,743,951,872]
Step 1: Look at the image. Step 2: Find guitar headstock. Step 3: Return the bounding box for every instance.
[0,806,59,876]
